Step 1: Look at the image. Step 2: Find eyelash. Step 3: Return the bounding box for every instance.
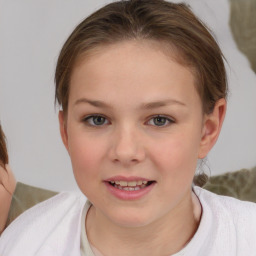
[82,115,110,127]
[146,115,175,127]
[82,114,175,127]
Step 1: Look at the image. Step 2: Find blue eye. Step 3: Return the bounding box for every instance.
[83,115,109,126]
[148,115,174,127]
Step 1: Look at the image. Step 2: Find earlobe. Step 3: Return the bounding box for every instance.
[58,111,69,151]
[198,98,226,159]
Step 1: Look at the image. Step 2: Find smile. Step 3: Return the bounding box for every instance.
[109,180,154,191]
[105,178,156,200]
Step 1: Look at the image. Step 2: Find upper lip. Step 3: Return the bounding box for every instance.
[105,176,153,182]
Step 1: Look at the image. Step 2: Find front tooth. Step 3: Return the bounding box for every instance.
[127,181,137,187]
[120,181,128,186]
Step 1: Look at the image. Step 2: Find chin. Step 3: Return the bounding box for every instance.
[107,208,156,228]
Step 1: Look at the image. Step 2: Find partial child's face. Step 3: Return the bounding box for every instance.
[60,40,219,227]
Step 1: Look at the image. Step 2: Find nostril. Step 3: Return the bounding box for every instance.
[108,133,146,164]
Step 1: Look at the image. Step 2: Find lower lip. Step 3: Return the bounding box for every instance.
[104,181,155,200]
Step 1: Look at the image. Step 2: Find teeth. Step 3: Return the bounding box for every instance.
[127,181,137,187]
[110,180,151,191]
[110,180,149,187]
[120,181,128,186]
[114,185,143,191]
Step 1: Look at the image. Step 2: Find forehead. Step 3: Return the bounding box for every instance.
[74,39,196,78]
[69,40,200,108]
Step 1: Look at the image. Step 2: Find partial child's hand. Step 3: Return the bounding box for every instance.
[0,165,16,195]
[0,165,16,234]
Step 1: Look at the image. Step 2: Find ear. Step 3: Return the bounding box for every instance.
[198,98,226,159]
[58,111,69,151]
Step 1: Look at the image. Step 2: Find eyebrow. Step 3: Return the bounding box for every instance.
[74,98,186,109]
[141,99,186,109]
[74,98,112,108]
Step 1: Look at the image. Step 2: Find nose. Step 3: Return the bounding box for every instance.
[109,125,146,166]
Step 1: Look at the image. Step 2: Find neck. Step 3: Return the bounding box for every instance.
[86,190,201,256]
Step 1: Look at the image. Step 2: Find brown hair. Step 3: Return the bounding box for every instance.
[55,0,228,116]
[0,124,9,168]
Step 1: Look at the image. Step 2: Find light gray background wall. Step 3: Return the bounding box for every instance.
[0,0,255,191]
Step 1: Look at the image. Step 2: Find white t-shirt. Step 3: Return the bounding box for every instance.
[1,187,256,256]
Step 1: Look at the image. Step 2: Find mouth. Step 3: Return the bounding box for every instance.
[104,176,156,200]
[107,180,156,191]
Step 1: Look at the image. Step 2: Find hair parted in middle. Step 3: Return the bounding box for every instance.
[55,0,228,117]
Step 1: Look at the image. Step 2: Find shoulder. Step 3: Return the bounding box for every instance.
[8,191,85,225]
[0,191,88,256]
[181,187,256,255]
[194,186,256,250]
[194,186,256,217]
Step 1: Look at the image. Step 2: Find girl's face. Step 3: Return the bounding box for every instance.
[59,40,223,227]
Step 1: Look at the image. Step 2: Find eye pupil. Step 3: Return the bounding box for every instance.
[93,116,105,125]
[154,116,166,126]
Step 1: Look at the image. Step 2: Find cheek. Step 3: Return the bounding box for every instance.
[67,132,107,181]
[150,131,201,177]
